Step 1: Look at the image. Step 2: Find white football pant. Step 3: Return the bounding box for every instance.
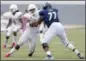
[17,23,38,53]
[41,22,69,47]
[6,24,21,36]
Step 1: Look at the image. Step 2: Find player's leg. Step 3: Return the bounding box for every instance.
[57,25,84,59]
[3,26,12,48]
[39,22,45,41]
[41,24,57,60]
[28,38,36,57]
[28,29,38,57]
[5,28,30,58]
[9,31,17,48]
[39,29,44,41]
[10,25,21,48]
[39,23,48,41]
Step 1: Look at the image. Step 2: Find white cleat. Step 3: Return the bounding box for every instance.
[77,53,85,59]
[44,55,54,60]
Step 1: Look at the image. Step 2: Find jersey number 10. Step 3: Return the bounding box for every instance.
[48,12,56,21]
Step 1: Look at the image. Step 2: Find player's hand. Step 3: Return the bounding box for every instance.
[30,22,38,27]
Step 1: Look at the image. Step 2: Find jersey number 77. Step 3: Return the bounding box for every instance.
[48,12,56,21]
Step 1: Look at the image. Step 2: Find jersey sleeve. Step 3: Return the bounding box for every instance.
[22,13,31,22]
[23,14,29,19]
[2,13,7,19]
[19,12,23,17]
[17,12,23,19]
[2,12,10,20]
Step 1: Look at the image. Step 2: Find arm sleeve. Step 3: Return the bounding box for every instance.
[2,13,10,20]
[2,13,7,19]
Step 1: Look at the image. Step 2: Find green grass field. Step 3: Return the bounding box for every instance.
[1,28,85,60]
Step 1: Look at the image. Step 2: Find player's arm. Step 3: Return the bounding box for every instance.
[29,16,43,27]
[36,16,44,25]
[6,18,12,28]
[30,10,44,27]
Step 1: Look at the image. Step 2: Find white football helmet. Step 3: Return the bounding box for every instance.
[27,4,37,13]
[9,4,18,13]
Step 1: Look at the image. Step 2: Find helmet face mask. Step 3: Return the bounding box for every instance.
[9,8,16,13]
[29,8,36,13]
[9,4,18,13]
[28,4,37,14]
[43,2,52,10]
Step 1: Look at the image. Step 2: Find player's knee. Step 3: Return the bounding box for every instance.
[42,43,49,49]
[13,32,17,36]
[66,43,69,47]
[6,36,9,39]
[15,45,20,50]
[39,30,43,33]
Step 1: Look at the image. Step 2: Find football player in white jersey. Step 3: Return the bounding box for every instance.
[3,4,23,48]
[5,4,40,58]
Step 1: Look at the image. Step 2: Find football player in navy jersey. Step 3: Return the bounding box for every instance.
[30,3,84,60]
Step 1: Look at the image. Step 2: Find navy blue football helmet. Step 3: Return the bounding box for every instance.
[43,2,52,9]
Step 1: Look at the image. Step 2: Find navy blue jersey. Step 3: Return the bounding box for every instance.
[39,8,59,27]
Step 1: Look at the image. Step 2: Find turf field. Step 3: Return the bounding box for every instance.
[1,27,85,60]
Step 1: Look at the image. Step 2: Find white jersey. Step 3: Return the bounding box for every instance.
[1,12,12,31]
[2,11,12,21]
[23,10,40,27]
[2,11,22,25]
[21,10,40,34]
[11,11,22,25]
[2,11,12,19]
[1,11,22,33]
[23,12,39,23]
